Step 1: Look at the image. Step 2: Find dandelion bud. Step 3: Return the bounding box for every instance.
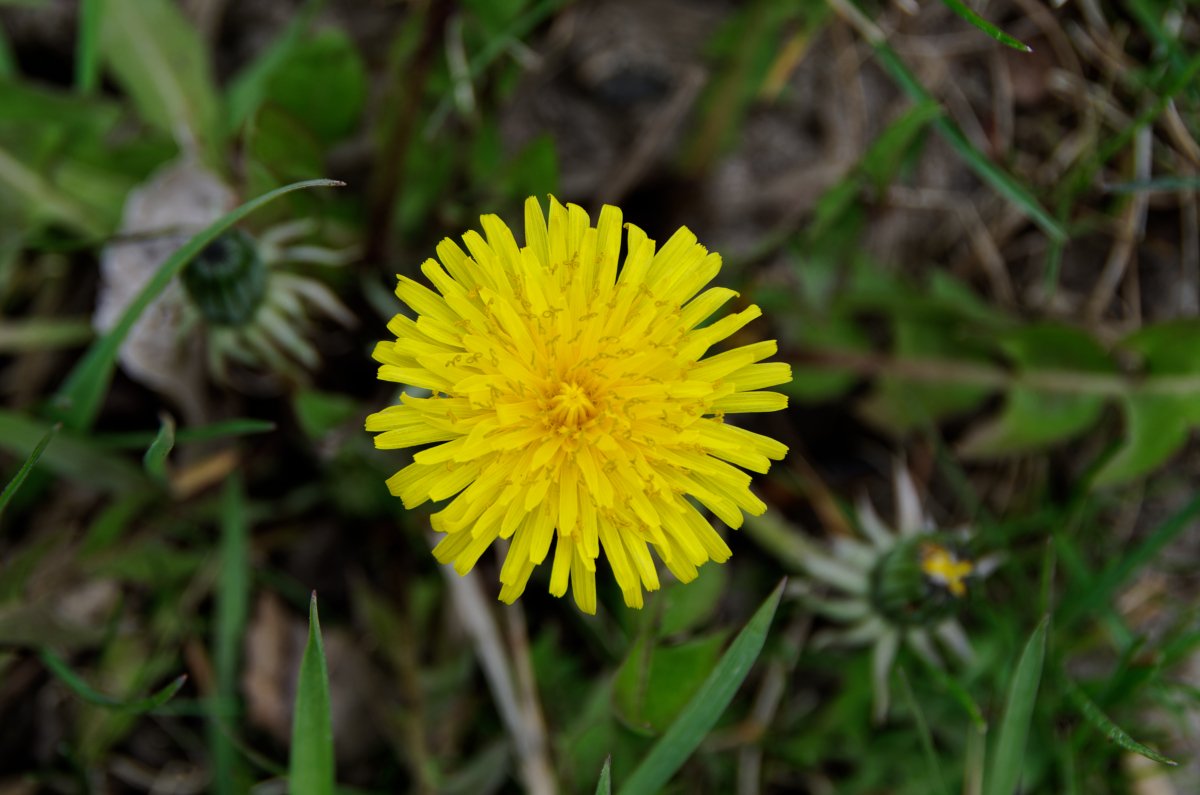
[182,229,268,326]
[870,536,974,627]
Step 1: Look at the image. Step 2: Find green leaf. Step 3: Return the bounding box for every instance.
[294,389,361,440]
[1065,678,1176,766]
[658,565,727,638]
[1058,493,1200,627]
[212,475,251,794]
[614,632,727,734]
[75,0,103,92]
[1092,394,1191,486]
[0,409,146,492]
[616,580,784,795]
[96,418,276,449]
[142,413,176,484]
[264,29,367,143]
[595,757,612,795]
[937,0,1032,52]
[985,616,1049,795]
[960,325,1114,457]
[0,141,109,237]
[859,100,941,190]
[870,42,1064,242]
[50,177,344,431]
[785,314,868,403]
[0,422,56,518]
[40,648,186,713]
[99,0,221,158]
[859,319,992,432]
[225,0,324,130]
[290,592,335,795]
[0,318,94,352]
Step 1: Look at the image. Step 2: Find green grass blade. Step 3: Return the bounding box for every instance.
[0,409,145,493]
[96,418,276,449]
[870,44,1065,242]
[1058,493,1200,626]
[50,178,344,431]
[39,648,187,713]
[75,0,102,92]
[0,422,57,519]
[212,475,251,794]
[938,0,1031,52]
[0,318,93,352]
[142,413,175,484]
[1065,678,1176,766]
[985,616,1049,795]
[595,756,612,795]
[1104,176,1200,194]
[290,592,335,795]
[617,580,784,795]
[897,667,949,795]
[224,0,324,130]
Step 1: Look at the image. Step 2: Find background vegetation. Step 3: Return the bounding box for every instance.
[1,0,1199,792]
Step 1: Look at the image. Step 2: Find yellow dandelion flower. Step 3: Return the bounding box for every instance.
[367,196,791,613]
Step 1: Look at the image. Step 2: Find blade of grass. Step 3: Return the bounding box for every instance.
[0,409,145,493]
[290,592,335,795]
[0,422,56,519]
[985,616,1049,795]
[224,0,324,130]
[1058,492,1200,626]
[595,757,612,795]
[50,178,344,431]
[897,667,949,795]
[212,475,251,794]
[75,0,102,93]
[0,318,94,352]
[1064,678,1176,766]
[871,44,1064,242]
[1104,176,1200,194]
[0,142,107,238]
[617,580,784,795]
[96,418,276,449]
[938,0,1031,52]
[39,648,187,713]
[142,413,175,484]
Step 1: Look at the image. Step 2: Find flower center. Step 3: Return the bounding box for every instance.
[919,543,974,598]
[548,380,597,429]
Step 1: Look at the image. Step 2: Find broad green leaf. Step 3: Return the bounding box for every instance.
[0,422,56,518]
[142,413,175,484]
[1092,394,1191,486]
[50,177,343,431]
[0,409,145,492]
[100,0,221,158]
[657,565,727,638]
[960,325,1114,457]
[225,0,324,130]
[290,592,335,795]
[860,319,992,433]
[595,757,612,795]
[957,388,1107,458]
[294,389,361,440]
[985,616,1048,795]
[212,476,250,794]
[1065,678,1176,766]
[0,141,108,237]
[785,314,868,403]
[40,648,186,713]
[264,29,367,143]
[616,580,783,795]
[938,0,1032,52]
[614,632,726,734]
